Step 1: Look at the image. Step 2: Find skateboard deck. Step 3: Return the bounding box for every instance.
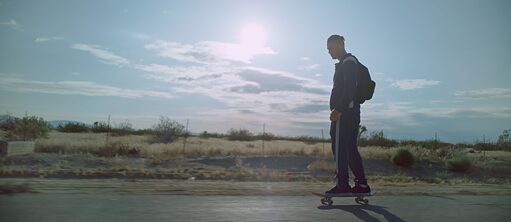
[311,191,375,206]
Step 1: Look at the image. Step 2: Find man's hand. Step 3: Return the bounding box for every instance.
[330,109,341,122]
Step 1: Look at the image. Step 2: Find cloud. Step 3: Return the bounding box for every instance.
[35,36,64,43]
[71,43,130,66]
[144,40,276,64]
[0,19,21,30]
[297,57,320,70]
[391,79,441,90]
[137,62,330,117]
[0,74,173,99]
[132,33,151,40]
[454,88,511,99]
[298,63,320,70]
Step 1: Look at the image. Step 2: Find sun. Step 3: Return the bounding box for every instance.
[240,23,267,47]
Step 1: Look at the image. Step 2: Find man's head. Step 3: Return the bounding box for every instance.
[327,35,345,60]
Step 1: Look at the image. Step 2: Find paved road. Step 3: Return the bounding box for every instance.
[1,193,510,222]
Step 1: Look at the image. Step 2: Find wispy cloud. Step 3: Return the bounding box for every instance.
[454,88,511,99]
[71,43,130,66]
[0,19,21,30]
[0,74,173,99]
[131,33,151,40]
[297,57,320,70]
[66,39,331,131]
[391,79,441,90]
[145,40,276,64]
[137,62,330,117]
[298,63,320,70]
[35,36,64,43]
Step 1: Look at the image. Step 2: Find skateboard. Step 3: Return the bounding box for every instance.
[311,191,374,206]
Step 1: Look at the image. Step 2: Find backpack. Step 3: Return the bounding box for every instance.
[342,55,376,104]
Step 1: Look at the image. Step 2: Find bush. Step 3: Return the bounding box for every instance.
[497,129,510,145]
[391,148,415,167]
[446,153,471,172]
[256,132,277,141]
[95,141,140,157]
[359,130,398,147]
[111,120,134,136]
[227,128,254,141]
[294,135,323,145]
[92,121,110,133]
[152,116,184,143]
[57,122,89,133]
[0,115,50,140]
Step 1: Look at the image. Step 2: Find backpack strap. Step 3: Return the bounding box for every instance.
[342,55,357,64]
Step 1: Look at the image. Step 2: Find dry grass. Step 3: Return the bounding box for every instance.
[35,131,330,159]
[35,131,511,164]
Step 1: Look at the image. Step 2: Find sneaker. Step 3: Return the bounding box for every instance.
[325,185,352,196]
[351,184,371,194]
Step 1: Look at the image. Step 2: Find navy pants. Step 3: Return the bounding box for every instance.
[330,110,367,188]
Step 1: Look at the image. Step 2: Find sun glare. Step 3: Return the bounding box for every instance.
[240,23,267,47]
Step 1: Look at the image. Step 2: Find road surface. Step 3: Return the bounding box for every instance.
[1,193,510,221]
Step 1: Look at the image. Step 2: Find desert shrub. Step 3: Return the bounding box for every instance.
[92,121,110,133]
[391,148,415,167]
[111,120,134,136]
[132,128,154,135]
[497,129,511,145]
[446,153,472,172]
[199,131,222,139]
[0,115,50,140]
[200,131,210,139]
[295,135,322,145]
[227,128,254,141]
[95,141,140,157]
[359,130,398,147]
[57,122,89,133]
[256,132,277,141]
[152,116,184,143]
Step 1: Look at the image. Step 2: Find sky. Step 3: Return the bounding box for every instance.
[1,0,510,143]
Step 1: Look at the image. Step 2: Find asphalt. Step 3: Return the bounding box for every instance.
[1,193,510,222]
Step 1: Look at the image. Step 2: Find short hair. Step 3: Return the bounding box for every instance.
[327,35,345,44]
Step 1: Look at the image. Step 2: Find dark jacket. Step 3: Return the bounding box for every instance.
[329,53,360,114]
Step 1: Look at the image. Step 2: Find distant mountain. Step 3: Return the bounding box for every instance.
[0,115,92,128]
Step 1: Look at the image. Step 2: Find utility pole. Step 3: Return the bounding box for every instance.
[435,132,438,149]
[321,129,325,156]
[183,119,189,154]
[105,114,111,145]
[262,123,265,156]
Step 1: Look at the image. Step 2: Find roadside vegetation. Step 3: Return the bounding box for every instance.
[1,114,510,184]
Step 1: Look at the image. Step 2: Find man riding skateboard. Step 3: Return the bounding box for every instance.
[326,34,371,195]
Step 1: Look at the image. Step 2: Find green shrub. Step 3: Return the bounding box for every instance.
[0,115,50,140]
[95,141,140,157]
[391,148,415,167]
[359,130,399,147]
[92,121,110,133]
[446,153,471,172]
[227,128,254,141]
[57,122,89,133]
[111,120,134,136]
[152,116,184,143]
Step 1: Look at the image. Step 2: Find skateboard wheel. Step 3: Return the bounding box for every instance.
[355,197,369,205]
[321,197,333,206]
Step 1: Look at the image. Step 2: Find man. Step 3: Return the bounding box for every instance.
[326,34,371,195]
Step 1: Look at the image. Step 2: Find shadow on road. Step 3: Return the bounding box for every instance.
[318,204,406,222]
